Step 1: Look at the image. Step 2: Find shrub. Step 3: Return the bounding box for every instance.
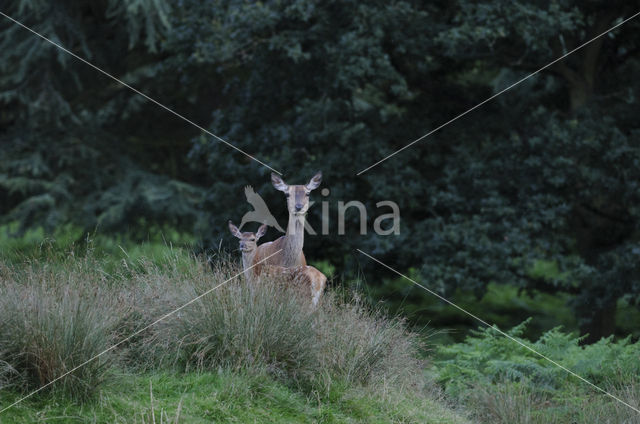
[435,319,640,397]
[434,319,640,423]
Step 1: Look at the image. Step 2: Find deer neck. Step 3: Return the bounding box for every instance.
[283,214,305,267]
[241,250,256,273]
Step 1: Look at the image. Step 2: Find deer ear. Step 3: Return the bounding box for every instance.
[256,223,268,239]
[271,173,289,192]
[228,221,242,238]
[306,171,322,191]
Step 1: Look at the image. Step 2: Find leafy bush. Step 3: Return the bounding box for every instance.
[434,319,640,423]
[435,319,640,396]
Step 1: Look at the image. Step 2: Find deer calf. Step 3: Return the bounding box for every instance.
[229,221,326,306]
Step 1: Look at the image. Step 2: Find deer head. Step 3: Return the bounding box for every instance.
[271,171,322,216]
[228,221,267,253]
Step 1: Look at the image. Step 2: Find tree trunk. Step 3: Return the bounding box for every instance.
[554,12,618,112]
[580,300,617,344]
[568,79,592,111]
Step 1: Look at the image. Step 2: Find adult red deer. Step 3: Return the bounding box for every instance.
[249,171,322,275]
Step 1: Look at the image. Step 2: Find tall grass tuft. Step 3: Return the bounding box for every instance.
[0,258,129,399]
[137,260,319,376]
[313,292,423,389]
[467,381,537,424]
[0,252,426,403]
[128,258,425,395]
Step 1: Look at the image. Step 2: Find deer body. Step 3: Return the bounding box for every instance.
[260,264,327,307]
[250,172,322,271]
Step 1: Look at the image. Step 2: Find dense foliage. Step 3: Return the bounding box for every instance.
[436,319,640,396]
[434,319,640,423]
[1,0,639,340]
[0,1,201,236]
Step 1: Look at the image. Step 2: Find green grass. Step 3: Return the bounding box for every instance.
[0,223,195,272]
[0,370,470,423]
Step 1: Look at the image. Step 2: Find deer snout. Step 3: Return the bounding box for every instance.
[295,203,303,211]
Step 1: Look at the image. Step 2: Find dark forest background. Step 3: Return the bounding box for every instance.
[1,0,639,344]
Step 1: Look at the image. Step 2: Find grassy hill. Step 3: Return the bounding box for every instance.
[0,251,469,423]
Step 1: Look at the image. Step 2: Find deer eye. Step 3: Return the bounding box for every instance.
[250,238,256,241]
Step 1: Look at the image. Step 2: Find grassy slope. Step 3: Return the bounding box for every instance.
[0,244,471,424]
[0,371,470,423]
